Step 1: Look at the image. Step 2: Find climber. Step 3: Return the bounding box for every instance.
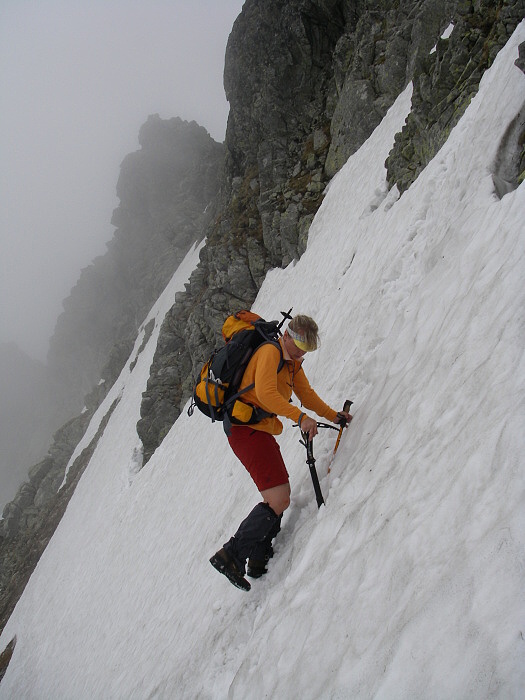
[209,314,352,591]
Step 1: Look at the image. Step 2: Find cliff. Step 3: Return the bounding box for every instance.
[47,116,223,421]
[138,0,525,463]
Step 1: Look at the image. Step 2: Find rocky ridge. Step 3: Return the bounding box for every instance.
[138,0,525,464]
[386,0,525,191]
[47,116,223,421]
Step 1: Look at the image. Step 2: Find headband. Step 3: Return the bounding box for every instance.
[287,325,316,352]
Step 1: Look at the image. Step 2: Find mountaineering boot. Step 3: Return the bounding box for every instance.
[246,554,270,579]
[247,513,282,578]
[211,503,280,590]
[209,549,251,591]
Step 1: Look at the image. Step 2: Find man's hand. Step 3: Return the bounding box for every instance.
[300,415,318,440]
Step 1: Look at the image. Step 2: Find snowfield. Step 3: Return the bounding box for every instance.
[1,21,524,700]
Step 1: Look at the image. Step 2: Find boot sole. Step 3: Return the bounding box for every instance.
[209,553,251,591]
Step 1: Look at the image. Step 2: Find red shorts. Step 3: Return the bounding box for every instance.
[228,426,289,491]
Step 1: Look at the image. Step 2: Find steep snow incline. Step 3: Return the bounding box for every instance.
[1,22,524,700]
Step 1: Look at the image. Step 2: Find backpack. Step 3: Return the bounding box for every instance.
[189,309,290,434]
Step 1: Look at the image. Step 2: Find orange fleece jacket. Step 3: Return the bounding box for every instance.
[238,339,338,435]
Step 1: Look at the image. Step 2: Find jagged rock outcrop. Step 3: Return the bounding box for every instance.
[47,116,223,421]
[137,0,349,460]
[137,0,524,464]
[326,0,457,175]
[386,0,525,192]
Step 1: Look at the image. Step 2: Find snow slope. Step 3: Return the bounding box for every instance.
[1,22,524,700]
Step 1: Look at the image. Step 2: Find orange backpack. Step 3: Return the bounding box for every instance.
[189,310,289,433]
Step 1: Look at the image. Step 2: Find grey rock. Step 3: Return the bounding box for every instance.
[516,40,525,74]
[386,0,525,193]
[492,101,525,198]
[28,458,53,487]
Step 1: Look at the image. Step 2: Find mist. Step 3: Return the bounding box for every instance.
[0,0,244,363]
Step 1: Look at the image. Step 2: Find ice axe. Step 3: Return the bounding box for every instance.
[328,399,353,473]
[300,431,324,508]
[298,399,353,507]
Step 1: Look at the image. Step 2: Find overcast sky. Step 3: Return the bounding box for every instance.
[0,0,244,362]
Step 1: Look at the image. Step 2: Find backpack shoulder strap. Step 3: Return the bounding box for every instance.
[276,341,285,373]
[254,339,285,373]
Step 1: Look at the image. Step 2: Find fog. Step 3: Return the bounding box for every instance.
[0,0,244,363]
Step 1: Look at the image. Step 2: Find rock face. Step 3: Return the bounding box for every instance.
[137,0,524,464]
[224,0,346,266]
[47,116,223,421]
[137,0,349,460]
[326,0,456,176]
[386,0,525,192]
